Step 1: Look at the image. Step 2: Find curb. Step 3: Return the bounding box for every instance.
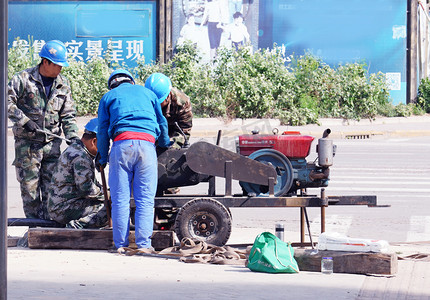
[189,129,430,139]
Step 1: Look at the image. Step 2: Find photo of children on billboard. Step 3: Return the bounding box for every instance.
[174,0,257,62]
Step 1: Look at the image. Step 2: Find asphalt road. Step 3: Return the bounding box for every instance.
[7,124,430,245]
[182,134,430,244]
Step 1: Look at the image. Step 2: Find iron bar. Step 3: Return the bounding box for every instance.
[0,0,8,298]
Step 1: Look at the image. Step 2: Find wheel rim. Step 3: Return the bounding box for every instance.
[174,198,232,246]
[187,212,218,239]
[242,149,293,196]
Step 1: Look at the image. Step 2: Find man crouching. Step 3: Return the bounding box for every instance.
[47,118,108,229]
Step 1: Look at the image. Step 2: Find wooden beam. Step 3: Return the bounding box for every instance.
[7,237,19,247]
[27,228,174,251]
[294,249,398,275]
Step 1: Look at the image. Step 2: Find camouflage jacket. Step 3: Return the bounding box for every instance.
[162,87,193,148]
[8,65,79,143]
[48,139,102,208]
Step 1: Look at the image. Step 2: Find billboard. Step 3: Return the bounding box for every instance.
[173,0,407,104]
[172,0,260,63]
[8,1,157,67]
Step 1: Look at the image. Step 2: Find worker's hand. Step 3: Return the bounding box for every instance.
[95,152,106,172]
[66,137,79,145]
[23,120,40,133]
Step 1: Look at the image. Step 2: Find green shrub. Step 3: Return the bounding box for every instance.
[8,37,411,123]
[418,77,430,113]
[61,57,111,115]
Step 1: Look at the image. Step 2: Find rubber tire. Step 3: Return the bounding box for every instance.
[174,198,232,246]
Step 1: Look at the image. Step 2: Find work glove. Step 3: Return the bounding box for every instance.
[95,152,106,172]
[23,120,40,133]
[66,137,80,146]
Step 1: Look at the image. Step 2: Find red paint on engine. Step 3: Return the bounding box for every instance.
[238,132,315,158]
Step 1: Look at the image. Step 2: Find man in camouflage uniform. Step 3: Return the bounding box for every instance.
[8,40,79,219]
[160,87,193,149]
[48,118,107,229]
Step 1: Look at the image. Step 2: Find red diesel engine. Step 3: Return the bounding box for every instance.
[236,129,336,197]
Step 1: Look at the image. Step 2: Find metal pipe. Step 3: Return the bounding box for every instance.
[322,128,331,138]
[321,188,327,233]
[407,0,418,103]
[100,167,112,228]
[174,122,189,148]
[303,207,314,249]
[36,128,71,143]
[1,0,8,298]
[300,207,305,247]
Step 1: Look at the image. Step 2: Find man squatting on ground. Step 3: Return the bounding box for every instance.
[8,40,79,219]
[96,70,171,251]
[160,86,193,149]
[47,118,108,229]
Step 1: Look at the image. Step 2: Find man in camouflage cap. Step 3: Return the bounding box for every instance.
[8,40,79,219]
[48,118,107,229]
[160,87,193,149]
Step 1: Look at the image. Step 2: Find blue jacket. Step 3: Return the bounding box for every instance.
[97,82,170,164]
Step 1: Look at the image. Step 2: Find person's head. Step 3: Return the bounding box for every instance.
[82,118,98,156]
[233,12,243,24]
[144,73,172,104]
[160,91,172,108]
[108,69,135,90]
[187,13,195,25]
[38,40,69,78]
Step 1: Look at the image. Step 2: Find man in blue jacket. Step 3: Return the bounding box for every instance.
[97,70,171,252]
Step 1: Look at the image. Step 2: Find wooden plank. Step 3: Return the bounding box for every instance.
[294,249,398,275]
[7,236,19,247]
[28,228,174,251]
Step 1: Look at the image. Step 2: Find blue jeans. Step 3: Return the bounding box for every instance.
[109,139,157,249]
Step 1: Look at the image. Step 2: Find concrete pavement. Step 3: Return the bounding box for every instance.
[7,231,430,300]
[7,115,430,299]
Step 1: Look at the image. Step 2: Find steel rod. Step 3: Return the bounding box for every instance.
[0,0,8,298]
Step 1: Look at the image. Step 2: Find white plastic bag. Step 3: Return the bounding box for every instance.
[317,232,389,253]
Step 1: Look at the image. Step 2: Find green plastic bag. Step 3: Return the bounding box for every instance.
[247,232,299,273]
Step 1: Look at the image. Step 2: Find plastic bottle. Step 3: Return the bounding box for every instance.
[321,257,333,274]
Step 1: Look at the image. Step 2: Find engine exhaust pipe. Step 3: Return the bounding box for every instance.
[322,128,331,138]
[318,128,335,167]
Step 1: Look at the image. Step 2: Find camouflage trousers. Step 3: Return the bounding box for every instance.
[48,197,108,228]
[13,138,61,219]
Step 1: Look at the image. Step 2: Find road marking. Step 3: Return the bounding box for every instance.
[326,187,430,193]
[333,167,430,172]
[329,180,430,186]
[331,175,430,181]
[406,216,430,242]
[310,215,352,237]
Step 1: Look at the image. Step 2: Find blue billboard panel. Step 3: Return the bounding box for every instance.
[8,1,157,67]
[259,0,407,104]
[173,0,407,104]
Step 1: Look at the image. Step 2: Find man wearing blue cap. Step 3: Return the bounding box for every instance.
[97,70,170,252]
[8,40,79,219]
[47,118,107,229]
